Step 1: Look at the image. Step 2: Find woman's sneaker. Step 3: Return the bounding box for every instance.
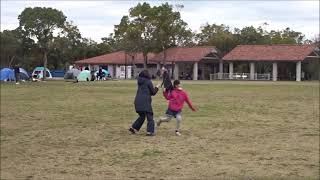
[175,130,181,136]
[129,127,136,134]
[146,132,155,136]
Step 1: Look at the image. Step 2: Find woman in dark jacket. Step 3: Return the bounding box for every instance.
[129,70,159,136]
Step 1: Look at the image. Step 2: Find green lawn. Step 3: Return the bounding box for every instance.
[1,80,319,179]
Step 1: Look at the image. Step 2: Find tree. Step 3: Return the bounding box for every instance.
[130,2,158,68]
[239,26,304,45]
[196,23,238,54]
[18,7,67,79]
[101,33,119,51]
[239,26,263,45]
[113,2,193,68]
[114,16,141,53]
[0,30,22,68]
[152,3,194,64]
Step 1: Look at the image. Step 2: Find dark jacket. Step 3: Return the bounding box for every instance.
[134,76,158,113]
[14,66,20,74]
[161,71,173,91]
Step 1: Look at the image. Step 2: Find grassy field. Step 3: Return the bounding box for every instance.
[1,80,319,179]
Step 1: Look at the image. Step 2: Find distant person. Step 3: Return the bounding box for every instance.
[97,67,104,80]
[179,72,184,80]
[129,70,160,136]
[160,66,173,92]
[156,80,196,136]
[14,64,20,84]
[85,66,89,71]
[90,71,95,81]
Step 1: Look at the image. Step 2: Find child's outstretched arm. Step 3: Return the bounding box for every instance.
[184,92,196,111]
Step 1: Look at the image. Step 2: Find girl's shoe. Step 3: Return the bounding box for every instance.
[175,131,181,136]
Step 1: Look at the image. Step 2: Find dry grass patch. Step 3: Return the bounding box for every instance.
[1,80,319,179]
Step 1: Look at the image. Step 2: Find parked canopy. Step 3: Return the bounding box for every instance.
[64,68,81,79]
[78,70,91,81]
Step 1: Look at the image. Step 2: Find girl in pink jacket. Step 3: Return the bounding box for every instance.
[157,80,196,136]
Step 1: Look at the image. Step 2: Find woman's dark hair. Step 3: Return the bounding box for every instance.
[139,69,151,79]
[173,80,180,87]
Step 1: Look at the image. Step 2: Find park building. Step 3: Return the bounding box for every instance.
[221,44,319,81]
[75,46,221,80]
[74,44,319,81]
[74,51,158,79]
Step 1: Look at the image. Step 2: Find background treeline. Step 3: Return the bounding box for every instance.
[1,3,318,71]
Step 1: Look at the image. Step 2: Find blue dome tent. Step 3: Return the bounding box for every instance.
[0,68,15,81]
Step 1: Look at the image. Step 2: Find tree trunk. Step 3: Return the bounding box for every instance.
[171,61,174,78]
[143,54,148,69]
[132,55,136,78]
[43,51,47,80]
[9,55,15,68]
[125,53,127,79]
[162,47,166,66]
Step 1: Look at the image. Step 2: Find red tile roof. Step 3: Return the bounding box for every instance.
[150,46,219,63]
[222,44,317,62]
[75,51,156,65]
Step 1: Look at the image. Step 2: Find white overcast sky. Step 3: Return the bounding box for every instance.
[1,0,319,43]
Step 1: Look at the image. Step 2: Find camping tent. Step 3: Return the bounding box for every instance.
[19,68,30,80]
[94,69,109,78]
[78,70,91,81]
[0,68,30,81]
[64,68,81,79]
[32,67,52,79]
[0,68,15,81]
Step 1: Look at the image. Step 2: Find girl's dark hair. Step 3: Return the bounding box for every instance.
[173,80,180,87]
[139,69,151,79]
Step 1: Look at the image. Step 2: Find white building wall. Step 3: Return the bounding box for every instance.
[92,65,99,71]
[116,65,121,79]
[107,65,113,77]
[82,64,158,79]
[134,67,158,78]
[115,65,133,79]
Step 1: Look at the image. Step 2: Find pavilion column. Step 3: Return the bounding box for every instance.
[113,65,117,78]
[156,62,161,70]
[272,62,278,81]
[133,64,137,78]
[229,62,233,79]
[250,62,255,80]
[201,63,205,80]
[174,63,179,80]
[156,62,161,79]
[193,62,198,80]
[296,61,301,81]
[218,61,223,79]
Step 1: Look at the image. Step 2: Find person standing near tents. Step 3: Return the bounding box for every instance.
[129,70,160,136]
[14,64,20,84]
[97,67,103,80]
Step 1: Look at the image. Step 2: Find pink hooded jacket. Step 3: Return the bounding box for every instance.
[163,88,196,112]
